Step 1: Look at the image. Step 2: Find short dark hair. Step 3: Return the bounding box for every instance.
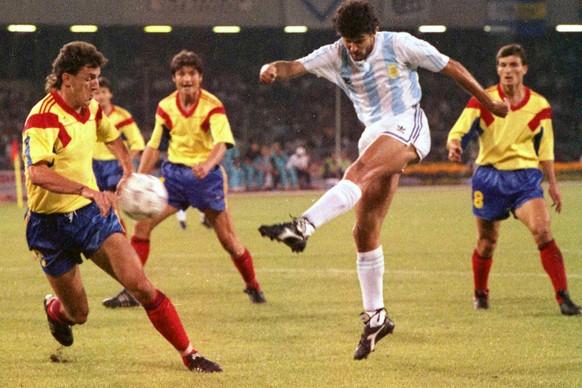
[45,41,108,93]
[496,44,527,66]
[170,50,204,75]
[333,0,379,39]
[98,76,111,91]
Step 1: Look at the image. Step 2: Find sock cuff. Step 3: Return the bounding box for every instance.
[538,239,556,251]
[142,289,166,310]
[338,179,362,202]
[472,249,491,261]
[131,235,150,244]
[357,246,383,262]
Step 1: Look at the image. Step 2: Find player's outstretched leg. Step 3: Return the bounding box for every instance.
[102,288,140,308]
[353,308,395,360]
[44,294,74,347]
[258,217,314,253]
[557,290,582,316]
[183,352,223,373]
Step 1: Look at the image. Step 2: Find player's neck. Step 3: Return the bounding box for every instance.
[178,90,200,111]
[501,84,525,105]
[57,89,84,113]
[102,104,113,115]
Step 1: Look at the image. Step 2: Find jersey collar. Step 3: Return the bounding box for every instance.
[51,91,91,123]
[497,84,531,111]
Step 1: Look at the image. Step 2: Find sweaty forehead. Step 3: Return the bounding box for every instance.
[497,55,522,65]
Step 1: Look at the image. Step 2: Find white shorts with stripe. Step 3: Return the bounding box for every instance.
[357,104,431,161]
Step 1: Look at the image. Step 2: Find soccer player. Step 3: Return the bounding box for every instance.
[103,49,266,307]
[447,44,581,316]
[23,41,221,372]
[93,76,145,308]
[257,0,509,360]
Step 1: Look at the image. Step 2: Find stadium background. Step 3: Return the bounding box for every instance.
[0,0,581,176]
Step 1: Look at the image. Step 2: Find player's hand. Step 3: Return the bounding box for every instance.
[548,184,562,213]
[488,99,510,118]
[192,162,211,179]
[447,140,463,163]
[81,187,112,217]
[259,63,277,84]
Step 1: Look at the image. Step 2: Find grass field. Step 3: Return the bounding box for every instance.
[1,183,581,387]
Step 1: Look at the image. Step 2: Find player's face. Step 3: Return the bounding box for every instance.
[173,66,203,97]
[94,86,113,109]
[496,55,528,88]
[342,30,377,62]
[63,66,101,108]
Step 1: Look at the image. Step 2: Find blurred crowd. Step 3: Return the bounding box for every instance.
[1,28,581,187]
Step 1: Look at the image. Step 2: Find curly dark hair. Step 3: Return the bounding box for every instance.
[332,0,379,39]
[170,50,204,75]
[45,41,108,93]
[496,44,527,66]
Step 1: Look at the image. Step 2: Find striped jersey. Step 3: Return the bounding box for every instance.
[23,92,120,213]
[448,85,554,170]
[93,105,144,161]
[298,31,449,127]
[147,90,234,165]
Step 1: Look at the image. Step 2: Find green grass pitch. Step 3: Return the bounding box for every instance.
[1,183,580,386]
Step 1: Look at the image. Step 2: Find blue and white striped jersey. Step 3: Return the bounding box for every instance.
[298,31,449,127]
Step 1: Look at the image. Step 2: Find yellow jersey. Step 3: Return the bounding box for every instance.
[147,90,234,166]
[93,104,144,161]
[448,85,554,170]
[23,92,119,213]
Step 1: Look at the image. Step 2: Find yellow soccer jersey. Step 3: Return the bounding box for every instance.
[23,91,120,213]
[147,90,234,165]
[448,85,554,170]
[93,105,144,161]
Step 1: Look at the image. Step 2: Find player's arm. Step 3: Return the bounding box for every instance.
[259,61,307,84]
[138,146,161,175]
[192,142,227,179]
[105,137,134,194]
[540,160,562,213]
[28,162,110,215]
[441,59,509,118]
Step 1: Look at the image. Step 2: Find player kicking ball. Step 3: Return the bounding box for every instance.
[258,0,508,359]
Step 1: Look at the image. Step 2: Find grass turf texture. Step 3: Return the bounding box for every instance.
[1,183,581,386]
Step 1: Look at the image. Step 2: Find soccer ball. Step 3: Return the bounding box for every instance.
[119,173,168,221]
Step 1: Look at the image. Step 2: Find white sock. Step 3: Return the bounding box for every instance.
[176,210,186,222]
[357,246,385,326]
[302,180,361,230]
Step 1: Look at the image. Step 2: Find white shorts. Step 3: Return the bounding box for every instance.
[357,104,431,160]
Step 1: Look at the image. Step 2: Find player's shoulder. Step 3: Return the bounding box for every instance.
[527,87,550,105]
[158,91,178,108]
[200,89,224,108]
[111,104,133,118]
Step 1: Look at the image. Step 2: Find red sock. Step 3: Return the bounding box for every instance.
[472,250,492,293]
[131,235,150,266]
[232,248,260,290]
[143,290,191,353]
[539,239,568,302]
[47,298,75,325]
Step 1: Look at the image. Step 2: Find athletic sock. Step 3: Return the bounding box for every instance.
[231,248,260,290]
[131,235,150,266]
[302,179,361,230]
[366,308,387,328]
[539,239,568,303]
[357,246,385,325]
[47,298,75,326]
[472,249,492,293]
[143,290,191,353]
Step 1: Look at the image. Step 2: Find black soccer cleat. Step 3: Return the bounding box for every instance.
[258,217,313,253]
[473,290,489,310]
[557,290,582,316]
[183,352,223,373]
[354,308,395,360]
[44,294,74,347]
[178,220,188,230]
[102,289,140,308]
[244,287,267,304]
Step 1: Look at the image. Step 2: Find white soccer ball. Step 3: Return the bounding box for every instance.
[119,173,168,221]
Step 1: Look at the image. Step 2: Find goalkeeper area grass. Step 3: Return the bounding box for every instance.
[1,183,580,386]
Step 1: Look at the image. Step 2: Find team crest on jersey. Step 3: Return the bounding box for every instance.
[342,76,352,86]
[388,64,399,78]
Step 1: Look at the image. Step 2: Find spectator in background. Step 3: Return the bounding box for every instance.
[271,142,298,190]
[254,144,276,190]
[242,141,261,190]
[287,146,311,189]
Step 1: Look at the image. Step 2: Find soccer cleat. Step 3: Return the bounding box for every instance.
[353,308,395,360]
[44,294,74,347]
[183,352,223,373]
[244,287,267,304]
[102,289,140,308]
[557,290,582,316]
[178,220,188,230]
[473,290,489,310]
[258,217,313,253]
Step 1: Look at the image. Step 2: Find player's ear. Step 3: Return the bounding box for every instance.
[522,65,528,75]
